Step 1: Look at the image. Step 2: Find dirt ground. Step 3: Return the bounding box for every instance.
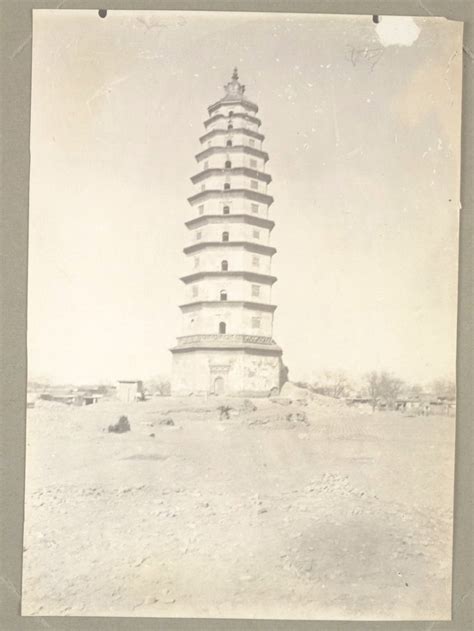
[21,394,455,620]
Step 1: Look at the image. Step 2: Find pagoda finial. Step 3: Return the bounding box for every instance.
[223,68,245,99]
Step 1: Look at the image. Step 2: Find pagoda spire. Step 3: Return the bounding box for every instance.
[223,67,245,98]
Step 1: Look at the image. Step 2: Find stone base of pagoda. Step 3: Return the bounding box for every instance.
[170,342,284,397]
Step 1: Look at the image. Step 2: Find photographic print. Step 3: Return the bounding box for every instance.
[22,10,462,620]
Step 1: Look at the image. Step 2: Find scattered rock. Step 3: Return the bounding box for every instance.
[144,596,158,605]
[270,397,292,406]
[108,416,131,433]
[242,399,257,413]
[286,411,308,425]
[159,418,175,426]
[134,556,149,567]
[149,433,155,438]
[303,560,313,573]
[248,417,271,426]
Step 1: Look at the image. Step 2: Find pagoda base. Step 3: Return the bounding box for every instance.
[171,346,283,397]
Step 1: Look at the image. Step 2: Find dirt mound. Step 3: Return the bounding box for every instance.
[281,382,347,409]
[279,383,374,417]
[280,382,314,400]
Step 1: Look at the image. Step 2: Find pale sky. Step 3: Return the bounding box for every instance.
[28,10,462,386]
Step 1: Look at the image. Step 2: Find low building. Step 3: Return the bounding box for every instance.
[396,396,456,416]
[395,399,423,413]
[81,393,103,406]
[116,380,144,403]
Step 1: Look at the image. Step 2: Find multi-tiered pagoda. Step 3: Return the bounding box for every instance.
[170,69,284,396]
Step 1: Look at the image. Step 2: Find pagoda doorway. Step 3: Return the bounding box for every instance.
[213,376,225,395]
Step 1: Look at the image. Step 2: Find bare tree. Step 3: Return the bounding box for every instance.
[378,372,404,409]
[145,377,171,396]
[364,371,404,411]
[403,383,424,399]
[431,379,456,400]
[366,371,380,411]
[307,370,352,399]
[323,370,351,399]
[155,380,171,396]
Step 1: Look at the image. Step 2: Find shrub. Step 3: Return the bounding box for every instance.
[108,415,131,433]
[218,405,232,420]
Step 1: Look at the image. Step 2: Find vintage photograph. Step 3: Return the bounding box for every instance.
[23,10,462,620]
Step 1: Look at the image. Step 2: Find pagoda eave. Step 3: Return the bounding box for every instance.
[180,270,277,285]
[195,145,269,163]
[187,189,274,206]
[207,97,258,116]
[171,343,282,354]
[204,112,261,129]
[200,127,264,145]
[183,240,277,256]
[179,300,277,313]
[185,214,274,230]
[191,167,272,185]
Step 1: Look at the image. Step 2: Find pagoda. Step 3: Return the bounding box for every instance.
[170,69,284,396]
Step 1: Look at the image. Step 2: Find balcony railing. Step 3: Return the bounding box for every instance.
[176,334,275,346]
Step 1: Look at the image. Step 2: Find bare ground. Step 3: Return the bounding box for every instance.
[21,395,455,620]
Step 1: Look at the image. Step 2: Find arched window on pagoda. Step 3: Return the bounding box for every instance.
[224,183,231,190]
[226,140,232,147]
[225,160,232,169]
[221,260,228,271]
[223,205,230,215]
[220,290,227,301]
[219,321,226,334]
[222,231,229,242]
[228,123,233,130]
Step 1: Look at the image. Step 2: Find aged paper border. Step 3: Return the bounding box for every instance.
[1,1,472,629]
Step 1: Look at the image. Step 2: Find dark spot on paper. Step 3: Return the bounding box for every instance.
[98,9,107,19]
[373,15,380,24]
[347,45,384,70]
